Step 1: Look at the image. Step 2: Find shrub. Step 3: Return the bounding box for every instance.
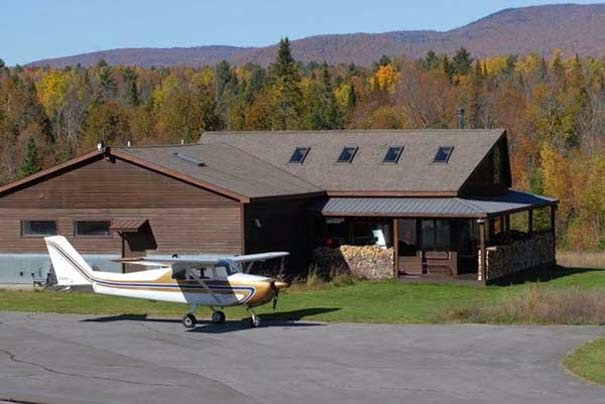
[439,286,605,325]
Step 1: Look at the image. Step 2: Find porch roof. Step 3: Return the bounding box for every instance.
[312,190,557,218]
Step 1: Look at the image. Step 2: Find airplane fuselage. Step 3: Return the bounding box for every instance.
[91,271,276,307]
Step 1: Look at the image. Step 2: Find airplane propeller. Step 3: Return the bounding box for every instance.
[271,281,279,311]
[271,280,288,312]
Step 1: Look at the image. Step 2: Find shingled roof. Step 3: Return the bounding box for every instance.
[199,129,506,195]
[114,143,322,199]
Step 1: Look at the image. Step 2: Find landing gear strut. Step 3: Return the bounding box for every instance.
[247,307,261,327]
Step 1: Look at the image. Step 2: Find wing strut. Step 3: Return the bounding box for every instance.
[185,268,222,305]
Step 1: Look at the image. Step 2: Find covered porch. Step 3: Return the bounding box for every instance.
[310,190,558,282]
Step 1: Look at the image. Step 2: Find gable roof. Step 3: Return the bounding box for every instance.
[199,129,506,195]
[0,149,104,197]
[0,129,508,203]
[113,143,323,200]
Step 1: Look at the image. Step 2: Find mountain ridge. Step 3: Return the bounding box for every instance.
[28,3,605,68]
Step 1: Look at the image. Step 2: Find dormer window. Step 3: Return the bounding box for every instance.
[383,146,403,163]
[433,146,454,163]
[337,146,358,164]
[289,147,310,164]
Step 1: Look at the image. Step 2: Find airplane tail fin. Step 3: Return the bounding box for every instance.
[44,235,94,285]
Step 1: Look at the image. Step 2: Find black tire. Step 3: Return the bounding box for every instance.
[211,311,226,324]
[182,313,196,328]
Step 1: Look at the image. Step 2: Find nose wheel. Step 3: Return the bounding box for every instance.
[247,307,261,327]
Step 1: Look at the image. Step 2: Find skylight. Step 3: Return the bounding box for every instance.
[433,146,454,163]
[289,147,310,164]
[174,152,205,166]
[337,146,358,164]
[383,146,404,163]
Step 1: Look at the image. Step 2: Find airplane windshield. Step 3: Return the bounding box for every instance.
[216,259,241,275]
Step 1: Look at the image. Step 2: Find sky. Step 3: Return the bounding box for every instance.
[1,0,601,66]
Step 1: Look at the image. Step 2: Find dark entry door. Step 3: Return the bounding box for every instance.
[397,219,423,275]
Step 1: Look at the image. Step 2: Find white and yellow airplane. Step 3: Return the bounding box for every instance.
[44,235,289,328]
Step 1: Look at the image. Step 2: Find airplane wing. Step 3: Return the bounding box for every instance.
[137,257,221,266]
[231,252,289,263]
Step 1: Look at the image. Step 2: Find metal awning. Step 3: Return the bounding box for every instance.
[311,190,557,218]
[110,218,148,232]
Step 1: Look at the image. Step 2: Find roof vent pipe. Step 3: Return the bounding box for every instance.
[456,108,465,129]
[180,139,185,145]
[96,140,105,151]
[127,140,131,148]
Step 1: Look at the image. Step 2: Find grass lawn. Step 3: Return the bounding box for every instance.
[563,337,605,385]
[2,265,605,324]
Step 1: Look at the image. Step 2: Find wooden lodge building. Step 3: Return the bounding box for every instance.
[0,129,557,284]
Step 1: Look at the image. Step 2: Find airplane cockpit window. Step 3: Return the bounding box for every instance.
[216,259,241,275]
[172,267,210,280]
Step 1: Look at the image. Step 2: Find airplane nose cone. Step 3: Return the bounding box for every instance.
[272,280,289,289]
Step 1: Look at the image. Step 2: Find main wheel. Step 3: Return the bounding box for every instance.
[211,310,226,324]
[182,313,197,328]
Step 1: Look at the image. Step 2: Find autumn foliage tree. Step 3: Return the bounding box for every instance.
[1,47,605,249]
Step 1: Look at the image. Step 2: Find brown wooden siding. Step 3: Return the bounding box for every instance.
[459,138,511,197]
[0,156,236,209]
[0,208,242,255]
[0,156,243,255]
[244,198,314,274]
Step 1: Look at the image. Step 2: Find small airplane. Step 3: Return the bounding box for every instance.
[44,235,289,328]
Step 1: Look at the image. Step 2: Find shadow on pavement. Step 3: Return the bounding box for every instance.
[81,307,341,333]
[82,314,182,323]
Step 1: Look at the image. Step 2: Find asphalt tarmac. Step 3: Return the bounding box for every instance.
[0,312,604,403]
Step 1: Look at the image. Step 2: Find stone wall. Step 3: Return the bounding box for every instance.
[478,232,555,281]
[312,245,394,279]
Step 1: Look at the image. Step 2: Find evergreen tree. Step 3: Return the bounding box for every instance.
[122,67,139,106]
[346,83,357,110]
[98,66,117,101]
[20,136,41,178]
[271,37,302,130]
[215,60,233,99]
[469,61,483,128]
[314,64,343,129]
[452,47,473,75]
[424,51,439,71]
[379,55,391,67]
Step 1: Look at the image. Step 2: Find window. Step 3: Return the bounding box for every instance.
[289,147,310,164]
[22,220,57,237]
[75,221,111,237]
[337,146,358,163]
[421,219,450,250]
[433,146,454,163]
[384,146,404,163]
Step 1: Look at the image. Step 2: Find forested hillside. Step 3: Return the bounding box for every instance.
[1,39,604,250]
[28,4,605,68]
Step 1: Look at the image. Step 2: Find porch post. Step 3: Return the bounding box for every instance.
[119,231,126,273]
[550,205,557,263]
[528,209,534,234]
[478,218,486,281]
[393,218,399,278]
